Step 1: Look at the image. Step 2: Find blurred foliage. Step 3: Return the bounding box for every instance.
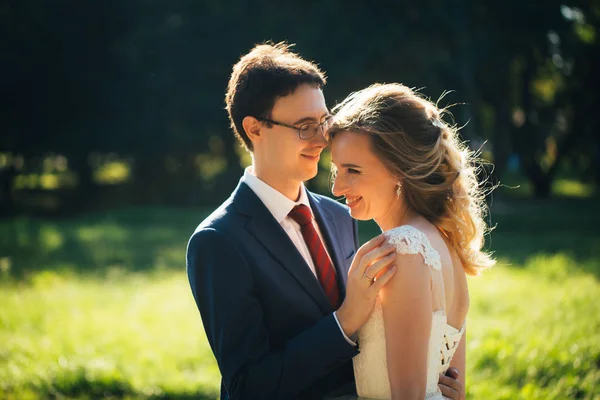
[0,199,599,398]
[2,5,598,397]
[1,0,599,217]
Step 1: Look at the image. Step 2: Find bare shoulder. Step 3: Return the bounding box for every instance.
[382,251,432,301]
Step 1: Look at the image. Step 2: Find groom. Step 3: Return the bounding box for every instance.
[186,42,463,400]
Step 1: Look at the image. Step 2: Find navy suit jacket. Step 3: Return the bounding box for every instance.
[186,180,360,400]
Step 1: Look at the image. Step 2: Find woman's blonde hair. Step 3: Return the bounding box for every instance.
[329,83,495,275]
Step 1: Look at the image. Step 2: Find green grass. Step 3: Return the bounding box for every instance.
[0,198,599,399]
[0,271,219,399]
[466,258,600,399]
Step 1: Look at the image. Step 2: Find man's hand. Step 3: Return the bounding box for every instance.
[438,367,463,400]
[336,235,397,337]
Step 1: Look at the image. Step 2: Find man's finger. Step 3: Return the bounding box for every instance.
[357,244,395,276]
[371,266,397,290]
[438,374,462,400]
[355,234,386,259]
[446,367,460,379]
[349,236,386,274]
[366,253,397,280]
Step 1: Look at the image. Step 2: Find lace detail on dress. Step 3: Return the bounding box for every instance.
[440,321,466,374]
[384,225,442,271]
[352,225,465,399]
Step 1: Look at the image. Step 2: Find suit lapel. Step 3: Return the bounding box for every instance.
[308,192,348,298]
[234,182,332,313]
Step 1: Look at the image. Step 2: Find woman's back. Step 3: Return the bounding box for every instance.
[352,223,468,399]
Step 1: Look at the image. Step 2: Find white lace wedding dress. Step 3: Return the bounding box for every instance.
[350,225,465,399]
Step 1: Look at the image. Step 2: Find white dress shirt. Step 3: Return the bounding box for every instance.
[242,167,356,345]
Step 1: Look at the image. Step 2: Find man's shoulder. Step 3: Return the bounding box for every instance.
[193,196,239,235]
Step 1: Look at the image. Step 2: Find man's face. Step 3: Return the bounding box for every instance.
[254,84,330,188]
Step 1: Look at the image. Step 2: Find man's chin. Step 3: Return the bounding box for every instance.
[297,165,320,182]
[302,172,319,183]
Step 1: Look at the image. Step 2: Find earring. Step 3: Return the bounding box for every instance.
[396,181,403,198]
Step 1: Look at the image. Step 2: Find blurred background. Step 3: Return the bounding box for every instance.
[1,1,599,399]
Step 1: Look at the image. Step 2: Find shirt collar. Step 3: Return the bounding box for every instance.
[242,167,312,223]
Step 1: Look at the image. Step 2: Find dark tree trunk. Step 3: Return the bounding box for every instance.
[132,154,168,205]
[530,174,552,198]
[489,82,513,191]
[67,152,98,212]
[509,51,554,199]
[0,165,18,218]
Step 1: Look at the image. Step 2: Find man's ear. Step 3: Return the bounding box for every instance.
[243,116,262,143]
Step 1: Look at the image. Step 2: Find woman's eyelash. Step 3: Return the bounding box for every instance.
[348,168,360,174]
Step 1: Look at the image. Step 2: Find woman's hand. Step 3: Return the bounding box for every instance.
[336,234,397,337]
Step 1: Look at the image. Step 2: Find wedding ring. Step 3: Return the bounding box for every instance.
[363,272,374,282]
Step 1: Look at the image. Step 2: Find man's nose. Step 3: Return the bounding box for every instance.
[311,127,328,146]
[319,124,330,141]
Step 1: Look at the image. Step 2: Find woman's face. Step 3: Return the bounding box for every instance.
[331,131,400,222]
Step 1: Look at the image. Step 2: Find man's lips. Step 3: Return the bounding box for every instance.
[301,153,320,160]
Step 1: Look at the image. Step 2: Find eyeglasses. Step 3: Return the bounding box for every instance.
[256,116,333,140]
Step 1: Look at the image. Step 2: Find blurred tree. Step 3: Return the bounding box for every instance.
[1,0,132,210]
[471,0,598,197]
[1,0,598,215]
[563,1,600,186]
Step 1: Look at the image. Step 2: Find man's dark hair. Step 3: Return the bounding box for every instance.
[225,42,327,151]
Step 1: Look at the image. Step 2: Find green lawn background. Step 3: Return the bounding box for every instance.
[0,198,599,399]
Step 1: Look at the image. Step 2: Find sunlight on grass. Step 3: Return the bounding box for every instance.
[0,258,11,278]
[0,271,220,399]
[14,174,38,190]
[1,255,598,399]
[38,174,60,190]
[194,154,227,182]
[39,225,64,252]
[13,173,77,191]
[553,179,595,198]
[1,201,599,398]
[235,142,252,169]
[467,258,600,399]
[498,174,596,199]
[94,161,131,185]
[76,224,130,243]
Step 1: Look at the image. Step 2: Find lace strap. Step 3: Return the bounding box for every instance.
[384,225,442,271]
[384,225,446,312]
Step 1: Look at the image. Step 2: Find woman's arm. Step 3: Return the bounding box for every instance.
[381,253,432,400]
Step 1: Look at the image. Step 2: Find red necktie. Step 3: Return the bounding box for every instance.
[288,204,341,309]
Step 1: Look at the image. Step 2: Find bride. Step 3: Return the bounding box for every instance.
[328,83,495,399]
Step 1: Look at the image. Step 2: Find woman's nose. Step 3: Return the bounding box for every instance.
[331,175,348,197]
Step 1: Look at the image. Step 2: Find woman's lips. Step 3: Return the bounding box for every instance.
[346,196,362,208]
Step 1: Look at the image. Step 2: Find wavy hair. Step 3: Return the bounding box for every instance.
[329,83,495,275]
